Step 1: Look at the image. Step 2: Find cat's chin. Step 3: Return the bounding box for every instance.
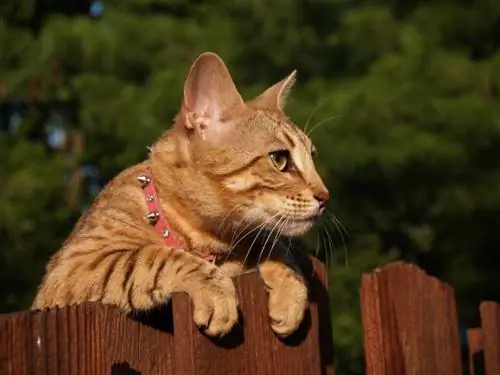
[280,219,315,237]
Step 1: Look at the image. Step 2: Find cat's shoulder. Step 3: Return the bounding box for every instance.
[69,161,152,234]
[103,161,151,192]
[94,161,151,202]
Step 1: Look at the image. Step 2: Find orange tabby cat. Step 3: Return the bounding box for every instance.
[32,52,329,338]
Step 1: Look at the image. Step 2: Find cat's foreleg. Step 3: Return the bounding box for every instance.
[125,245,240,337]
[34,244,239,337]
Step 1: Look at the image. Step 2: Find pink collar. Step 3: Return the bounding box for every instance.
[137,172,215,262]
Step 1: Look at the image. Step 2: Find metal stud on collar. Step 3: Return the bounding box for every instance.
[162,228,170,238]
[137,175,151,187]
[146,194,154,202]
[147,211,160,224]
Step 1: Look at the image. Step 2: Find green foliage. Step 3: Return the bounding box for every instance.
[2,1,500,374]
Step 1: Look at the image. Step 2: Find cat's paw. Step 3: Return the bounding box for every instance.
[259,261,308,338]
[266,278,308,337]
[188,269,239,337]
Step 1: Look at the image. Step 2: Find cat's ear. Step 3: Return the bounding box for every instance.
[180,52,244,136]
[251,70,297,111]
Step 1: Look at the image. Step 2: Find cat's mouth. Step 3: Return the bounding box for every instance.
[291,214,318,222]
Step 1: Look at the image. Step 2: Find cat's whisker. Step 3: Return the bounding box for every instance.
[241,229,263,268]
[227,215,267,256]
[306,115,341,137]
[284,235,293,266]
[256,214,284,264]
[285,234,293,259]
[304,99,328,133]
[242,214,280,268]
[226,230,261,263]
[321,228,330,266]
[217,203,243,237]
[326,208,349,236]
[239,223,266,267]
[223,215,263,263]
[327,214,349,268]
[332,218,349,269]
[309,229,321,279]
[258,216,285,266]
[326,211,348,236]
[228,211,255,246]
[265,217,289,264]
[323,223,337,265]
[314,227,321,259]
[264,216,286,264]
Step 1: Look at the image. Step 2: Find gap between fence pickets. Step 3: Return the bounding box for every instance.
[467,327,483,375]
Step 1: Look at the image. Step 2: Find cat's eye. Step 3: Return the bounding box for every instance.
[311,145,318,158]
[269,150,290,172]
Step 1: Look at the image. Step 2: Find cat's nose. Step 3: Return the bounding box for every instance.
[314,190,330,210]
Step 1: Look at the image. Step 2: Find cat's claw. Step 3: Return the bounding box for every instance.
[189,272,239,337]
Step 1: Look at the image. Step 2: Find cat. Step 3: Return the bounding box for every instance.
[32,52,330,338]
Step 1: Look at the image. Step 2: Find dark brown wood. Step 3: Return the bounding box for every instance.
[360,261,463,375]
[0,303,176,375]
[480,301,500,375]
[171,256,335,375]
[0,257,334,375]
[467,328,483,375]
[0,310,31,375]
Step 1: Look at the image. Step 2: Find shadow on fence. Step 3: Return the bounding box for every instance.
[1,256,499,375]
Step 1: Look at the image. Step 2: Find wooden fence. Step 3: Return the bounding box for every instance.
[360,261,500,375]
[0,256,333,375]
[0,257,499,375]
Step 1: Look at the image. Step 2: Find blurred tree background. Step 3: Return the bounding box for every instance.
[2,0,500,373]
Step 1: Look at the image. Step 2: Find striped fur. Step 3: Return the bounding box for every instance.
[32,52,329,338]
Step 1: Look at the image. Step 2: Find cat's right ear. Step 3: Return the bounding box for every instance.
[250,70,297,111]
[180,52,244,139]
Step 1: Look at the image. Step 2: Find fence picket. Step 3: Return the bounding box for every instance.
[480,302,500,375]
[360,262,463,375]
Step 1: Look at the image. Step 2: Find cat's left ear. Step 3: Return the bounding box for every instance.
[180,52,245,139]
[250,70,297,111]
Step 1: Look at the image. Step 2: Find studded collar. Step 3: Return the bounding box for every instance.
[137,172,215,262]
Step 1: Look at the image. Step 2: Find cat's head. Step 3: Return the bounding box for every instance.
[169,52,329,238]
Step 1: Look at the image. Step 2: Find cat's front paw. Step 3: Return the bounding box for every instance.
[266,279,308,337]
[259,262,308,338]
[188,269,239,337]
